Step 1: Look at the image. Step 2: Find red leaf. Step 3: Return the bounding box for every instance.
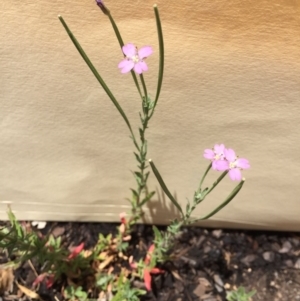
[143,269,152,291]
[150,267,164,274]
[145,244,155,265]
[32,273,47,287]
[68,242,84,259]
[46,275,55,288]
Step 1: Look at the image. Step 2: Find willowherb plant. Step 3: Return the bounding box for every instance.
[0,0,251,299]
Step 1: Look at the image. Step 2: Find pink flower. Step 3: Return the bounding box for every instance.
[118,43,153,74]
[219,148,250,181]
[203,144,226,170]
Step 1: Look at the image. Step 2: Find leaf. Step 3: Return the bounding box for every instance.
[58,16,138,149]
[0,267,14,294]
[98,256,114,271]
[152,225,162,241]
[16,282,41,300]
[152,5,164,110]
[133,152,142,163]
[149,159,184,217]
[139,191,155,207]
[194,179,245,221]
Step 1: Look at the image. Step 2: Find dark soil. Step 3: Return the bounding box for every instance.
[2,222,300,301]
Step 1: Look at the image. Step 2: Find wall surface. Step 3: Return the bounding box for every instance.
[1,0,300,230]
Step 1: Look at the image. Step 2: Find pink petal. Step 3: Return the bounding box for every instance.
[122,43,136,57]
[143,269,152,291]
[118,59,129,68]
[214,144,225,154]
[119,60,134,73]
[228,168,242,181]
[203,149,215,160]
[214,160,229,171]
[138,46,153,59]
[236,158,250,169]
[139,61,149,72]
[224,148,236,162]
[133,62,143,74]
[134,61,149,73]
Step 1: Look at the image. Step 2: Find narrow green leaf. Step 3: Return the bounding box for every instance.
[203,170,228,197]
[149,159,184,217]
[152,225,162,241]
[134,152,142,163]
[139,191,155,207]
[58,16,139,150]
[152,5,164,110]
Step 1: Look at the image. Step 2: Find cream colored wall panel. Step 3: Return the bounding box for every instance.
[1,0,300,230]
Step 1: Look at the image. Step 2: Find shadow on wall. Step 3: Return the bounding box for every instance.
[146,188,182,225]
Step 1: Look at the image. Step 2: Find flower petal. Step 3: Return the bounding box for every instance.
[203,149,215,160]
[214,144,225,154]
[224,148,236,162]
[236,158,250,169]
[138,46,153,59]
[139,61,149,72]
[214,160,229,171]
[228,168,242,181]
[119,60,134,73]
[122,43,136,57]
[133,62,143,74]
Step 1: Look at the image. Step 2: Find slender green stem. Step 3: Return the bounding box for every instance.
[204,170,228,197]
[106,13,143,99]
[192,179,245,221]
[140,74,148,103]
[197,162,212,194]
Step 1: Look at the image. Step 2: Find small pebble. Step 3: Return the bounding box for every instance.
[295,258,300,269]
[279,241,292,253]
[263,251,275,262]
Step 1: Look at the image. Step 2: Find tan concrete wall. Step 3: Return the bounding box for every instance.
[1,0,300,230]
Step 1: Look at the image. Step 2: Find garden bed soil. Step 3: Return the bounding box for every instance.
[1,222,300,301]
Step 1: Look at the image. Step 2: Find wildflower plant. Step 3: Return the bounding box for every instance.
[0,1,251,300]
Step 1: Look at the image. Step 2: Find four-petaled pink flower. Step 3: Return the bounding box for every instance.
[118,43,153,74]
[204,144,250,181]
[220,148,250,181]
[203,144,225,170]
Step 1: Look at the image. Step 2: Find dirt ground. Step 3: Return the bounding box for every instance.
[2,222,300,301]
